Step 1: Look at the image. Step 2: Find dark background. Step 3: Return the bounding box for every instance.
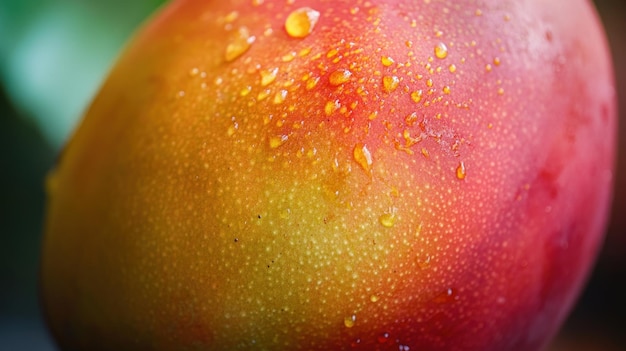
[1,0,625,350]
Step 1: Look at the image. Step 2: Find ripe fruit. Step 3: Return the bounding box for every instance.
[40,0,616,350]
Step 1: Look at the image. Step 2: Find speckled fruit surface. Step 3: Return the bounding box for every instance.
[40,0,616,350]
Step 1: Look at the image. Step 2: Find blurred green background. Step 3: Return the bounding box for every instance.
[0,0,624,350]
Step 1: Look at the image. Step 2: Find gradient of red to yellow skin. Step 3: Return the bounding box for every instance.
[40,0,615,350]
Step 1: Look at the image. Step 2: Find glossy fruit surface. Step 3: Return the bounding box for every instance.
[40,0,616,350]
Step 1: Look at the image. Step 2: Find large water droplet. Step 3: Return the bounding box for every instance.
[285,7,320,38]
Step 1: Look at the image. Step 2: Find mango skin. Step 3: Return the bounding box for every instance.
[40,0,616,350]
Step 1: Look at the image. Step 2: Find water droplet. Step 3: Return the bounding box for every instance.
[257,89,271,101]
[405,112,418,126]
[325,100,340,115]
[497,87,505,95]
[240,86,252,96]
[442,86,451,94]
[378,332,390,343]
[329,69,352,85]
[493,57,501,66]
[417,254,431,269]
[433,287,457,304]
[379,208,397,227]
[426,78,433,87]
[224,11,239,23]
[225,26,256,62]
[351,338,361,348]
[282,52,296,62]
[285,7,320,38]
[485,63,493,72]
[410,90,423,103]
[273,90,288,104]
[353,143,373,174]
[370,294,379,302]
[434,42,448,59]
[456,162,466,180]
[344,314,356,328]
[306,76,320,90]
[381,56,395,66]
[383,76,399,92]
[448,64,457,73]
[269,135,288,148]
[260,68,279,86]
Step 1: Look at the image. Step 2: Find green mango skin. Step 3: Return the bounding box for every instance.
[41,0,616,350]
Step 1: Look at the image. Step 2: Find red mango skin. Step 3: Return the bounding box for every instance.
[40,0,616,350]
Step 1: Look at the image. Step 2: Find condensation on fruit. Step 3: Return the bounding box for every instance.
[344,314,356,328]
[353,143,373,173]
[456,161,466,180]
[285,7,320,38]
[382,75,400,92]
[379,208,397,228]
[260,68,278,86]
[329,69,352,86]
[434,42,448,59]
[225,26,255,62]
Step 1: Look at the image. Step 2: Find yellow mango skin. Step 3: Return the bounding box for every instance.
[41,0,616,350]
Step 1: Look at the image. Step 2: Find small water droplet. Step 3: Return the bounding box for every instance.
[353,143,373,174]
[485,63,493,72]
[260,68,279,86]
[285,7,320,38]
[325,100,341,115]
[306,76,320,90]
[434,42,448,59]
[329,69,352,85]
[273,90,288,104]
[448,64,457,73]
[456,162,466,180]
[493,57,501,66]
[383,76,399,92]
[225,26,256,62]
[426,78,433,87]
[497,87,504,95]
[269,135,288,148]
[442,86,451,94]
[433,287,457,304]
[379,208,397,227]
[281,52,296,62]
[378,332,390,343]
[381,56,395,67]
[257,89,271,101]
[417,254,431,269]
[344,314,356,328]
[351,338,361,348]
[240,86,252,96]
[410,90,423,103]
[370,294,379,302]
